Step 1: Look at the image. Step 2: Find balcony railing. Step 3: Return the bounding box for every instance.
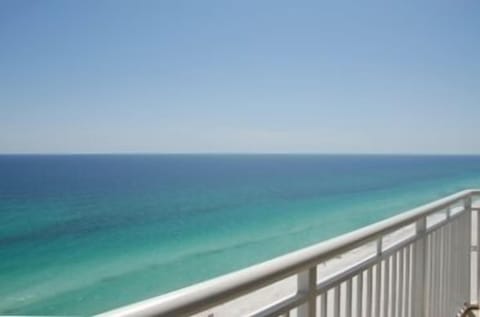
[97,189,480,317]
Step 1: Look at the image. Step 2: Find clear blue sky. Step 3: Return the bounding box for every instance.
[1,0,479,154]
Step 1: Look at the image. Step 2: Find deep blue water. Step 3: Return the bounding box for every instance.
[1,154,480,315]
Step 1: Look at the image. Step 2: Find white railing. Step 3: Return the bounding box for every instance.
[97,189,480,317]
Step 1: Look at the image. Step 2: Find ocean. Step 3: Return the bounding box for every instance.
[1,154,480,315]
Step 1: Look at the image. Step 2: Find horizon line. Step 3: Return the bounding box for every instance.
[1,152,480,156]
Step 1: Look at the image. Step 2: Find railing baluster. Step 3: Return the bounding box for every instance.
[456,213,461,313]
[366,267,373,317]
[464,208,471,306]
[454,215,460,311]
[463,210,468,303]
[398,247,404,317]
[374,238,382,317]
[411,216,427,317]
[464,197,472,306]
[426,233,433,317]
[374,249,382,317]
[333,286,340,317]
[391,252,397,317]
[346,279,352,317]
[374,264,381,317]
[439,224,446,316]
[440,222,447,316]
[477,203,480,305]
[405,244,411,317]
[444,220,451,316]
[429,232,435,317]
[320,291,327,317]
[433,226,441,317]
[436,225,443,317]
[457,213,463,313]
[357,272,363,317]
[297,267,317,317]
[383,258,390,317]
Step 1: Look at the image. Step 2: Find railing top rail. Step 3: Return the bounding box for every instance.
[97,189,480,317]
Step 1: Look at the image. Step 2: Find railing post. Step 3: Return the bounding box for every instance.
[297,267,317,317]
[477,201,480,306]
[477,200,480,306]
[375,238,382,317]
[412,216,427,317]
[464,196,473,304]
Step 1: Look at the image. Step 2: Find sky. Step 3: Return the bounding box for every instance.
[0,0,479,154]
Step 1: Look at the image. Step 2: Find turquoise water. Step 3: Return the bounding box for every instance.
[1,154,480,315]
